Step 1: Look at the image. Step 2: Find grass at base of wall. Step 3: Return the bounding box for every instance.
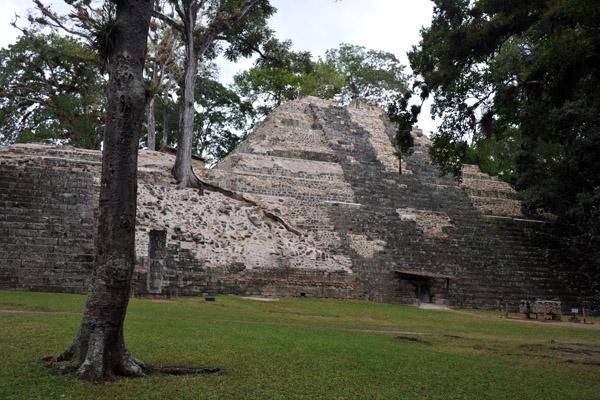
[1,290,599,400]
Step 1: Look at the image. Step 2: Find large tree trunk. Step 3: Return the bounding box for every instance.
[51,0,153,382]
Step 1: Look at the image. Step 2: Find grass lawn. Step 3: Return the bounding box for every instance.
[0,290,598,399]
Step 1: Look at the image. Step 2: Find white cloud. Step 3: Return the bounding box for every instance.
[0,1,22,50]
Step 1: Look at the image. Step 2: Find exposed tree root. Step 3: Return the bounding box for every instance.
[145,365,221,375]
[176,166,302,236]
[45,326,219,381]
[44,333,146,381]
[44,355,220,381]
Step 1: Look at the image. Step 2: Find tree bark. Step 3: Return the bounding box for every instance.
[171,11,201,188]
[160,79,171,148]
[147,96,156,150]
[51,0,153,382]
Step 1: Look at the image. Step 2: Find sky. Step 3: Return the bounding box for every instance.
[0,0,438,134]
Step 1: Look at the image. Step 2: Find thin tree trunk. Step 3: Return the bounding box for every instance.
[50,0,153,382]
[172,28,200,188]
[160,79,171,148]
[147,97,156,150]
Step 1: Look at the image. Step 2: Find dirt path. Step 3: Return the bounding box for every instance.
[449,309,600,330]
[0,309,78,315]
[2,306,597,331]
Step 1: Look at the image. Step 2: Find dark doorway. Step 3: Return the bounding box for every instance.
[416,281,431,303]
[394,270,454,307]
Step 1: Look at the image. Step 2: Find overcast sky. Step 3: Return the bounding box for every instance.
[0,0,437,134]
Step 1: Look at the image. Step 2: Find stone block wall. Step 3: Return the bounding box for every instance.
[212,96,598,313]
[0,165,94,293]
[0,97,597,314]
[132,240,361,300]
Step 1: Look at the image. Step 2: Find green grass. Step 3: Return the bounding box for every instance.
[1,291,599,399]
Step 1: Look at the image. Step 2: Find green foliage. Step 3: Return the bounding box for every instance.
[233,62,304,117]
[219,0,278,63]
[1,291,599,399]
[139,67,252,163]
[193,71,255,162]
[465,127,523,186]
[144,93,179,147]
[300,58,346,100]
[0,34,106,149]
[326,43,407,108]
[88,1,119,65]
[387,92,417,160]
[232,36,347,119]
[409,0,600,235]
[233,43,407,120]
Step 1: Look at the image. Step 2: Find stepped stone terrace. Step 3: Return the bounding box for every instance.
[1,97,597,313]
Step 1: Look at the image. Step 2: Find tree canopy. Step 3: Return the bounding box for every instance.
[326,43,407,108]
[407,0,600,235]
[233,43,407,119]
[0,33,105,149]
[193,70,255,162]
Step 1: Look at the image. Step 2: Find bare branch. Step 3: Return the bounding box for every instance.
[31,0,92,41]
[151,10,184,35]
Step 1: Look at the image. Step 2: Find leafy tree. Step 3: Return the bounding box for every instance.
[0,33,105,149]
[233,43,405,119]
[144,0,181,150]
[387,92,417,173]
[232,38,344,118]
[233,64,302,116]
[147,88,180,149]
[326,43,407,108]
[407,0,600,235]
[151,0,275,188]
[140,63,254,162]
[464,127,522,186]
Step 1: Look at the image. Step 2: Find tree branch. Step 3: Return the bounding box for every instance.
[194,0,260,55]
[30,0,93,42]
[151,10,184,35]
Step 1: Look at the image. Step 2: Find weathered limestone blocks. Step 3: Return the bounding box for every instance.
[0,164,94,293]
[520,299,562,321]
[469,197,523,217]
[0,96,597,313]
[459,164,522,216]
[218,153,346,182]
[347,103,411,175]
[235,99,335,159]
[348,234,386,259]
[396,208,454,239]
[135,181,351,273]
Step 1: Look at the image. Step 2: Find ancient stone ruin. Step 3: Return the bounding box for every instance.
[0,97,598,313]
[520,300,562,321]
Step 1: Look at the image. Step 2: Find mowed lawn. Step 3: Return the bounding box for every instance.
[0,291,598,400]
